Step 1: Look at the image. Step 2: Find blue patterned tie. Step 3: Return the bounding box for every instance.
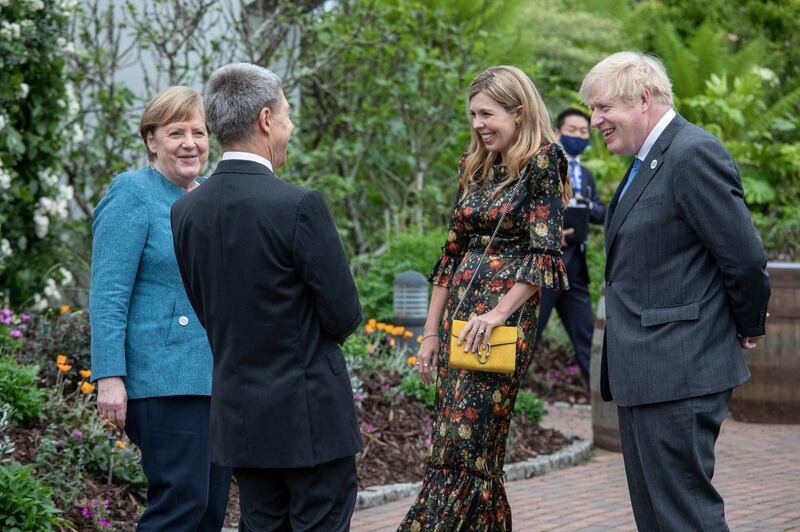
[618,158,642,201]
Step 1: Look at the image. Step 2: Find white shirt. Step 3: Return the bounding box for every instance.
[222,151,273,172]
[636,108,676,162]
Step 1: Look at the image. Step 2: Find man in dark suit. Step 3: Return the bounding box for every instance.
[580,52,770,531]
[535,108,606,388]
[171,63,363,531]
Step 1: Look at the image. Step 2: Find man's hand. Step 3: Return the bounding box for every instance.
[561,227,575,248]
[740,312,770,349]
[97,377,127,430]
[739,336,763,350]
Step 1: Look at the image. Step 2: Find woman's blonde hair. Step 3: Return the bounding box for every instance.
[139,86,207,162]
[579,51,674,108]
[462,66,558,197]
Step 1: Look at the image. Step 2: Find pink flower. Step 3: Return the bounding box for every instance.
[81,506,93,518]
[9,329,21,338]
[567,364,580,375]
[19,313,30,322]
[353,392,364,402]
[72,430,83,439]
[362,421,374,433]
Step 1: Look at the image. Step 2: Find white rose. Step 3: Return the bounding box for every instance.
[33,294,48,312]
[0,169,10,191]
[58,266,73,286]
[18,83,29,99]
[44,278,61,300]
[33,211,49,238]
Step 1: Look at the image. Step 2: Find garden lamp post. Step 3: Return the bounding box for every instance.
[392,270,428,348]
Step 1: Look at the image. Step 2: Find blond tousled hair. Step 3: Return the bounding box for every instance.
[579,51,674,108]
[139,86,207,162]
[462,66,559,198]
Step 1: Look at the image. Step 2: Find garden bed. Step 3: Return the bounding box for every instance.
[2,312,582,530]
[524,340,590,405]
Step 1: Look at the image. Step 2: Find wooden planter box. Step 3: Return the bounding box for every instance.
[731,262,800,424]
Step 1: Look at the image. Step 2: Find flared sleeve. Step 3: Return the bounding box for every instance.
[429,155,469,287]
[514,144,570,291]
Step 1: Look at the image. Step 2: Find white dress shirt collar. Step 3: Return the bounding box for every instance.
[222,151,273,172]
[636,108,676,161]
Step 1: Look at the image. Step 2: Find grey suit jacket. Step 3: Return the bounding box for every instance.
[601,114,770,407]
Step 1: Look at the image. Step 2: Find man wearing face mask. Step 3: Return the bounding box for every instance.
[534,108,606,389]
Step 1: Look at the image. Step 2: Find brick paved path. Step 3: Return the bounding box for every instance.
[351,404,800,531]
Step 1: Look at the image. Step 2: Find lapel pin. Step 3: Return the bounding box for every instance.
[650,159,657,169]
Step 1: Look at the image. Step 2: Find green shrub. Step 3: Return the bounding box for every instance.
[18,310,90,390]
[0,404,15,464]
[43,390,147,502]
[0,461,69,531]
[514,389,545,424]
[0,357,44,423]
[398,372,436,408]
[354,228,447,321]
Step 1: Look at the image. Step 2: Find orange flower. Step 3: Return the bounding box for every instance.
[79,369,91,378]
[396,326,406,335]
[364,325,376,334]
[367,318,377,327]
[387,337,396,347]
[404,331,413,339]
[115,439,127,449]
[57,363,73,373]
[56,354,68,364]
[417,335,423,343]
[80,381,96,395]
[407,356,417,366]
[59,305,71,314]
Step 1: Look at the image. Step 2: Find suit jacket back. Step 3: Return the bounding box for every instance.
[171,160,363,468]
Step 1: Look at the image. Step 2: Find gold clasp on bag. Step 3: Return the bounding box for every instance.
[477,343,491,364]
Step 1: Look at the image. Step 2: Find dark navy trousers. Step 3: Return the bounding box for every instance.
[126,395,232,532]
[535,247,594,387]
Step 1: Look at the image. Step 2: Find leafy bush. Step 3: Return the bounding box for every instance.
[44,388,147,502]
[354,228,447,321]
[0,0,75,305]
[0,356,44,423]
[0,461,69,531]
[398,373,436,408]
[34,426,86,511]
[514,389,545,424]
[0,404,15,464]
[18,309,90,389]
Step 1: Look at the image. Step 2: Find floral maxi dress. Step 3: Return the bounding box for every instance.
[399,144,570,531]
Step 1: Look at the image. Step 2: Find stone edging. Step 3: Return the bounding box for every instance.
[355,438,593,511]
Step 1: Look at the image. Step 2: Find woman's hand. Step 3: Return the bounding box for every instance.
[416,336,440,385]
[458,309,509,353]
[97,377,128,430]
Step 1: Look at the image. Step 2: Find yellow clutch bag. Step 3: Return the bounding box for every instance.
[449,319,517,375]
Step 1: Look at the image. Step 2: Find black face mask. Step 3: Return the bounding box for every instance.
[560,135,590,156]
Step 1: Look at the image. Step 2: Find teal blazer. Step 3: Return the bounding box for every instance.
[89,166,212,399]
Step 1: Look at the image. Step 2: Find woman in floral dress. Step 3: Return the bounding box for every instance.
[399,66,570,530]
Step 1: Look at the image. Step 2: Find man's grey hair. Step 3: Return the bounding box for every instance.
[204,63,283,147]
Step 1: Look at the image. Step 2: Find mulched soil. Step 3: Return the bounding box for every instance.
[9,351,582,529]
[7,419,142,530]
[523,340,590,405]
[221,371,575,526]
[353,371,575,489]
